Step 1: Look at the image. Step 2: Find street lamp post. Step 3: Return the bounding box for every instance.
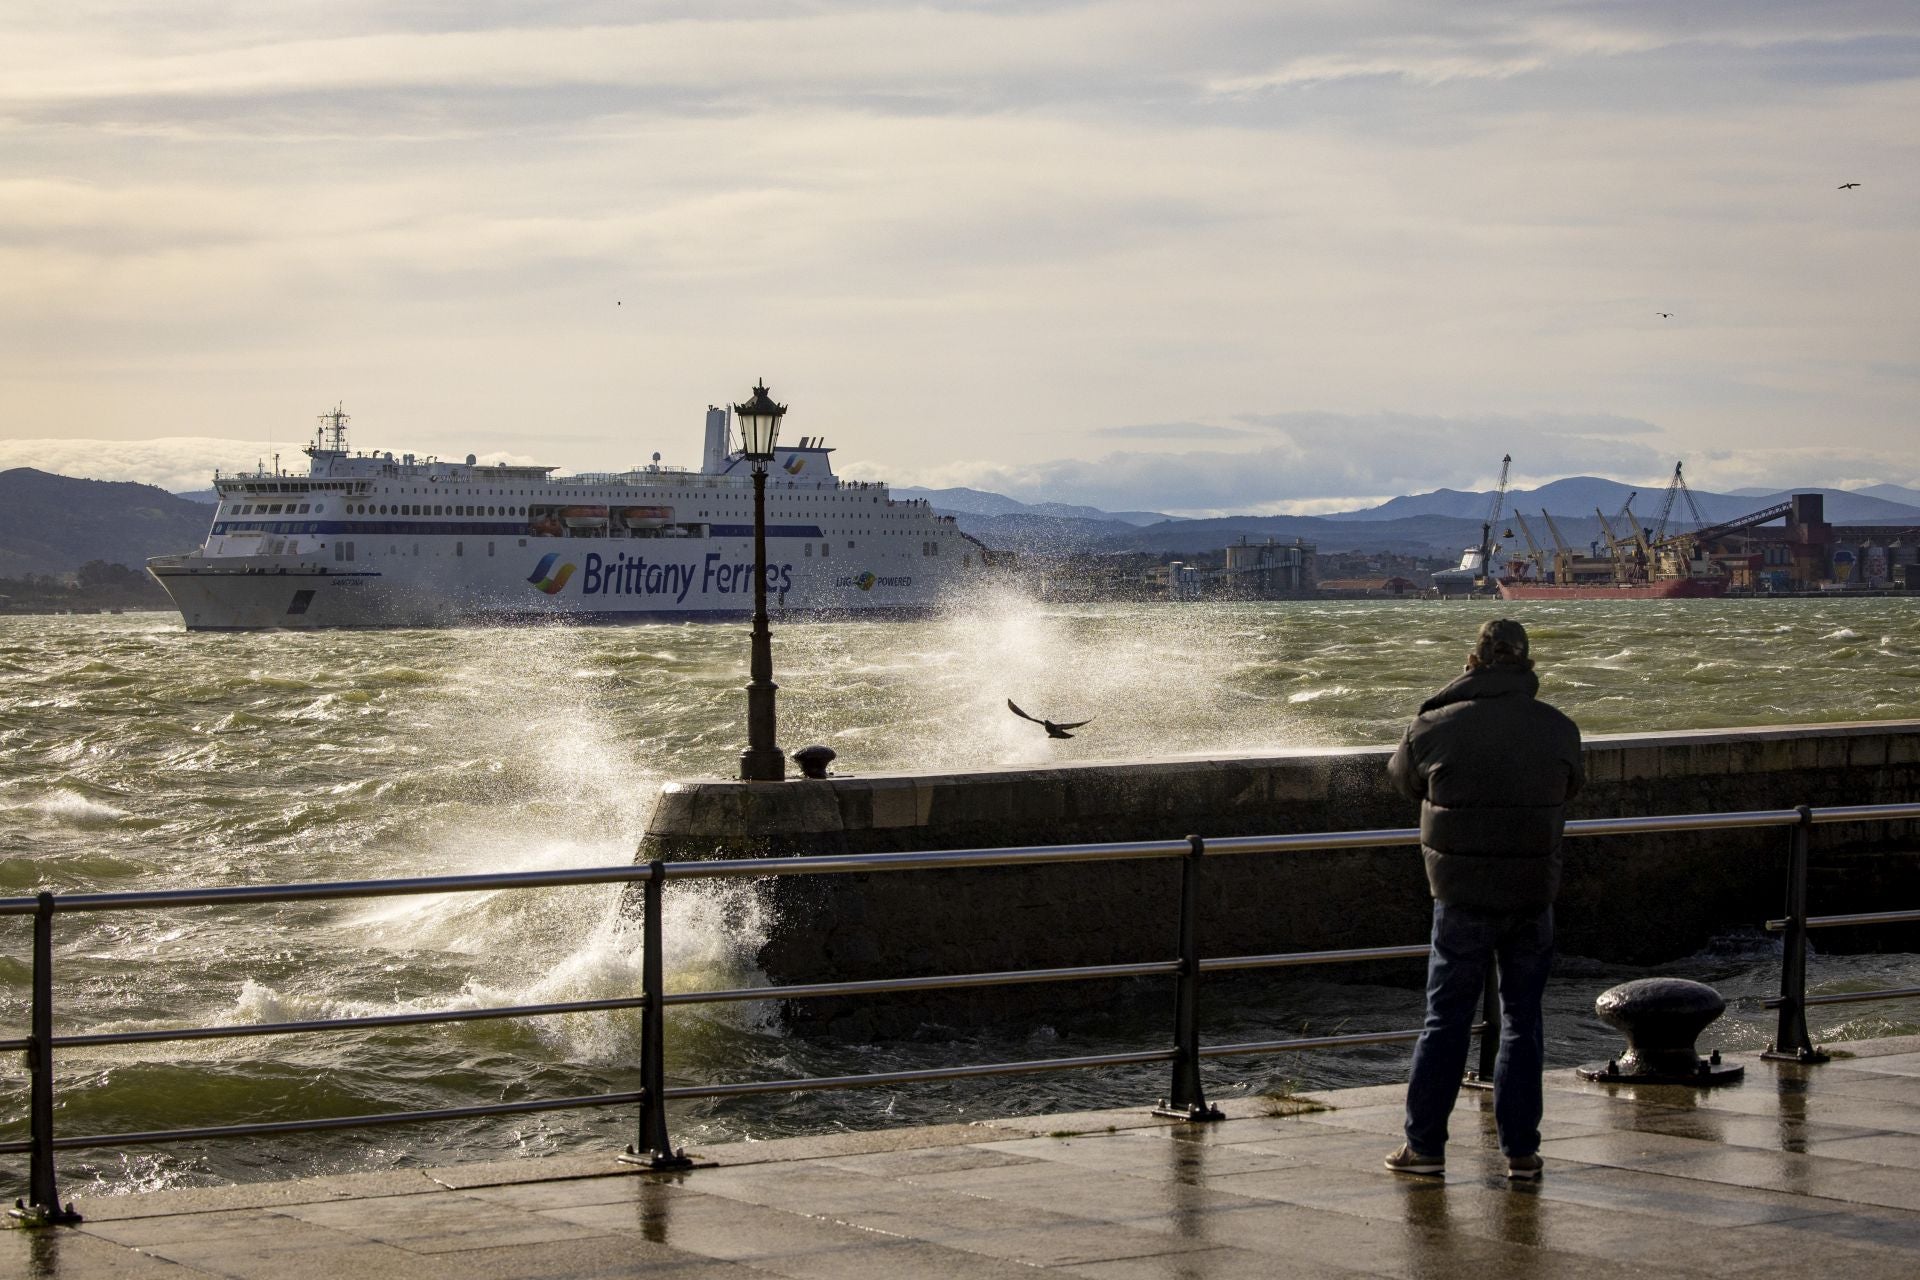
[736,380,787,782]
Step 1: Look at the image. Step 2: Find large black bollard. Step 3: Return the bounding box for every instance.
[1577,977,1745,1085]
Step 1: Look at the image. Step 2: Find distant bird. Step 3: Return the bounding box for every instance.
[617,300,623,305]
[1838,182,1860,189]
[1656,312,1672,318]
[1007,699,1093,739]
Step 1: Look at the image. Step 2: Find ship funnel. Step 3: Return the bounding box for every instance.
[703,406,730,475]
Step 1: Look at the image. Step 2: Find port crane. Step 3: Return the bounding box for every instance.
[1647,462,1713,577]
[1475,455,1512,587]
[1509,512,1551,581]
[1620,495,1654,564]
[1539,509,1579,582]
[1593,498,1643,582]
[1651,496,1795,575]
[1650,462,1708,545]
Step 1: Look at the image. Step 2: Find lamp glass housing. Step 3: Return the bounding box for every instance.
[734,382,786,462]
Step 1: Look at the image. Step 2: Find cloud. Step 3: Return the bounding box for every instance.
[899,409,1920,516]
[11,424,1913,521]
[1685,445,1920,495]
[0,437,297,492]
[1089,421,1252,441]
[0,436,541,492]
[2,2,1917,494]
[1237,409,1664,440]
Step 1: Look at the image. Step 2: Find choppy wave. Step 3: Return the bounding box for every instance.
[1,599,1918,1195]
[9,788,130,826]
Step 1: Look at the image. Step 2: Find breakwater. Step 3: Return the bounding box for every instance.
[645,721,1920,1033]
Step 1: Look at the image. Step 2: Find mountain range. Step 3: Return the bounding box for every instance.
[0,469,212,577]
[1326,477,1920,527]
[4,466,1919,579]
[894,475,1920,558]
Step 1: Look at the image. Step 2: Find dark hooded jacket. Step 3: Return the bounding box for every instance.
[1387,664,1584,913]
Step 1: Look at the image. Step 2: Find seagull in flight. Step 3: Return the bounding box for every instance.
[1838,182,1861,189]
[1656,312,1672,318]
[1007,699,1093,739]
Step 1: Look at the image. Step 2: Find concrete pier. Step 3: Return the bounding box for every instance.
[12,1034,1920,1278]
[643,721,1920,1032]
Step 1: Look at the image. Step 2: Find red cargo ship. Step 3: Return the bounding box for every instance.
[1496,576,1727,600]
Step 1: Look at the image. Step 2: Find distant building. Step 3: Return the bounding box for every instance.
[1715,493,1919,591]
[1317,576,1420,597]
[1219,537,1316,597]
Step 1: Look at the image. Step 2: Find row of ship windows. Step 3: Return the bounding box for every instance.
[348,503,524,517]
[796,541,943,557]
[230,502,319,516]
[227,482,350,495]
[352,488,883,502]
[231,501,931,523]
[694,510,901,520]
[321,541,947,562]
[330,541,524,560]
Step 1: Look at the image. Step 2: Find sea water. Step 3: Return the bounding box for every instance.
[2,596,1918,1196]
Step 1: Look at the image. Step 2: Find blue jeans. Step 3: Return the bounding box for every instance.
[1404,901,1554,1159]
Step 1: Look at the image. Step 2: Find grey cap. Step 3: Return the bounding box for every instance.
[1475,618,1530,663]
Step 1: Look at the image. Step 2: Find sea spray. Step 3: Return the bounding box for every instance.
[4,601,1920,1195]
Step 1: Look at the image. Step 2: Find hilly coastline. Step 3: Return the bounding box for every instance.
[0,468,211,577]
[899,477,1920,559]
[2,466,1918,581]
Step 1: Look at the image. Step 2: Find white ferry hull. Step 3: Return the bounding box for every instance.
[153,536,960,630]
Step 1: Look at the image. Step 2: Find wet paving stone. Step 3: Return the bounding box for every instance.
[10,1039,1920,1277]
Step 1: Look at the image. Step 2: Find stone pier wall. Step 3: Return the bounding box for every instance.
[641,721,1920,1034]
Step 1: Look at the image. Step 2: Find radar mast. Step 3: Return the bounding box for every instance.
[314,402,350,455]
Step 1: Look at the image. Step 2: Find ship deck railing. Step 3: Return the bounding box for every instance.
[4,800,1919,1221]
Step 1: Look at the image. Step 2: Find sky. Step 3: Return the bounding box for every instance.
[1,2,1915,516]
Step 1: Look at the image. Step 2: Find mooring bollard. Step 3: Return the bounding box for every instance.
[1577,977,1744,1085]
[794,745,837,779]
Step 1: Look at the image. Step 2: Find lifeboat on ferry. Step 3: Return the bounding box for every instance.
[620,505,673,530]
[561,505,609,530]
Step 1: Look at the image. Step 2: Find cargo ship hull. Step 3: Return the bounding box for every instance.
[1497,577,1727,600]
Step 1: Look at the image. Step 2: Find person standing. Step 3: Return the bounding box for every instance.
[1383,618,1583,1181]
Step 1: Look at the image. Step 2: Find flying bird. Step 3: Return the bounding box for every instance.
[1838,182,1860,189]
[1007,699,1093,739]
[1656,312,1672,318]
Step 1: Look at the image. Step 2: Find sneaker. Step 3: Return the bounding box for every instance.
[1507,1153,1544,1181]
[1384,1144,1444,1176]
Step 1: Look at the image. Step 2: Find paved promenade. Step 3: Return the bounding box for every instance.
[10,1035,1920,1278]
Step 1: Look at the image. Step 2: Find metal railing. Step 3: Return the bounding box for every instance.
[5,800,1920,1225]
[1760,804,1920,1057]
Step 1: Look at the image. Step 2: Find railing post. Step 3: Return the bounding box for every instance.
[1465,962,1500,1089]
[1156,836,1222,1122]
[12,892,80,1225]
[628,861,693,1169]
[1764,806,1829,1064]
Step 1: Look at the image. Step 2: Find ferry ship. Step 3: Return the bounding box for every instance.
[149,404,985,630]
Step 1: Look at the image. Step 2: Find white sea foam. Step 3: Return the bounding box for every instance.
[22,788,128,825]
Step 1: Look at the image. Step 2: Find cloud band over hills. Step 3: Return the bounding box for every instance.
[9,408,1915,519]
